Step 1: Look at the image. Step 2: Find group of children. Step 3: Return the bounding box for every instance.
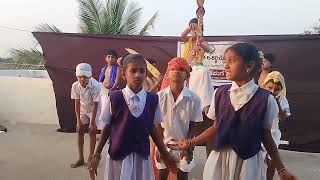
[69,19,296,180]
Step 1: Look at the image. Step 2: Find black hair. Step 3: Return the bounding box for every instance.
[117,53,130,67]
[189,18,198,25]
[188,18,204,33]
[225,42,262,76]
[105,48,118,58]
[122,53,130,59]
[123,54,147,69]
[263,53,275,64]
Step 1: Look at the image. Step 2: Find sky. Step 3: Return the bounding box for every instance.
[0,0,320,57]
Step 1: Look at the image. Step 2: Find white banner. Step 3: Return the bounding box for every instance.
[177,41,238,86]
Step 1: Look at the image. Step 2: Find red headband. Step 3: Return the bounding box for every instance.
[167,57,191,73]
[160,57,191,90]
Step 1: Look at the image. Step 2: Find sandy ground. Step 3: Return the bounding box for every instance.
[0,77,58,125]
[1,120,320,180]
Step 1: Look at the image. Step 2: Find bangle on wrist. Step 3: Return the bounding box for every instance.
[187,138,195,150]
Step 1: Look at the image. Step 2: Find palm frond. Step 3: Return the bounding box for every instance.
[120,1,143,35]
[34,23,62,33]
[9,48,44,64]
[104,0,127,34]
[138,11,158,36]
[78,0,157,35]
[78,0,105,33]
[112,0,127,33]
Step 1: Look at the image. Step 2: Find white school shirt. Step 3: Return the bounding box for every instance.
[207,79,278,129]
[156,86,203,172]
[71,77,101,115]
[157,86,203,144]
[99,86,163,180]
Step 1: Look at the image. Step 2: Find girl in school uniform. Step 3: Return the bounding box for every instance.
[168,43,296,180]
[89,54,177,180]
[263,71,291,180]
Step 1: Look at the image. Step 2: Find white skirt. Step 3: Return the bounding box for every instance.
[203,149,266,180]
[104,153,154,180]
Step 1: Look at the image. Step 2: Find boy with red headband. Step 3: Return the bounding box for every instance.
[156,57,203,180]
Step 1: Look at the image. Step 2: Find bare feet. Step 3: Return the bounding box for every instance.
[70,159,85,168]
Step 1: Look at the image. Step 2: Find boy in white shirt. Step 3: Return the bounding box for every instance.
[156,57,203,180]
[70,63,102,168]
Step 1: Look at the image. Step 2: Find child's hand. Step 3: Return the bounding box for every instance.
[279,171,297,180]
[189,23,197,31]
[88,156,100,178]
[76,122,82,133]
[180,149,193,163]
[117,57,123,66]
[167,139,189,150]
[161,152,178,174]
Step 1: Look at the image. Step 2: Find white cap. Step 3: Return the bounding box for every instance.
[75,63,92,77]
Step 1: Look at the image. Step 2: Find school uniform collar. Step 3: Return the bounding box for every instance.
[123,85,146,102]
[165,86,191,97]
[229,79,257,94]
[165,86,192,106]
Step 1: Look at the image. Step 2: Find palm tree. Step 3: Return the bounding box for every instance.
[8,23,63,67]
[78,0,158,35]
[8,0,158,66]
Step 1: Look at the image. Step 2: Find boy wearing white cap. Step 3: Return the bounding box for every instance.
[71,63,102,168]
